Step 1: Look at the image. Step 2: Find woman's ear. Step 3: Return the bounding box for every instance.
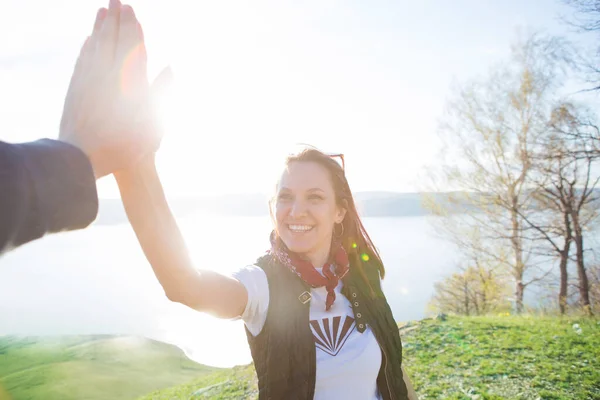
[337,199,348,223]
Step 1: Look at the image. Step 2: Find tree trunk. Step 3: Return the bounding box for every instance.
[515,280,524,314]
[558,253,569,314]
[572,214,593,315]
[558,211,572,315]
[464,280,470,316]
[473,291,480,315]
[480,289,487,314]
[478,267,488,313]
[511,203,525,314]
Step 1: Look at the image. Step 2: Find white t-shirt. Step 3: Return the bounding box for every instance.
[232,264,383,400]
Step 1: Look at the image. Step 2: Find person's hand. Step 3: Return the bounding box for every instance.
[59,0,171,179]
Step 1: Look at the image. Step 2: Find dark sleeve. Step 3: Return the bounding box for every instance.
[0,139,99,254]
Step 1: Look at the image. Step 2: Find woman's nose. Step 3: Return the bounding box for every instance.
[289,200,308,218]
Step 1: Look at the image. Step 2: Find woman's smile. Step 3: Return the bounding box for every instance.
[287,224,315,233]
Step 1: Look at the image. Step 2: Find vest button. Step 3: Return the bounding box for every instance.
[352,293,357,298]
[354,302,359,307]
[357,313,362,318]
[359,324,364,329]
[298,291,311,304]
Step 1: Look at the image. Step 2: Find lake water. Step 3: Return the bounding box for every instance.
[0,213,458,367]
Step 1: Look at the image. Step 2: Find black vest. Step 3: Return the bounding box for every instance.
[244,254,409,400]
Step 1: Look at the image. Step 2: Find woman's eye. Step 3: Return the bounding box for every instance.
[309,195,324,201]
[278,193,292,201]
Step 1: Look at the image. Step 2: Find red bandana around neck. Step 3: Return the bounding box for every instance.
[268,231,350,311]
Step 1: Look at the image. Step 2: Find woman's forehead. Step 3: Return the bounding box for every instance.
[278,161,333,191]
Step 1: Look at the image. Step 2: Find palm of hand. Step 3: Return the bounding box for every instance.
[60,2,167,179]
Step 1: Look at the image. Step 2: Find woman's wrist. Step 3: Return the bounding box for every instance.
[114,153,157,185]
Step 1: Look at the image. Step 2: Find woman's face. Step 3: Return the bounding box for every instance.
[274,161,346,264]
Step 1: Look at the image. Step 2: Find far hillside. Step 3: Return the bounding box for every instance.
[93,191,450,225]
[0,336,219,400]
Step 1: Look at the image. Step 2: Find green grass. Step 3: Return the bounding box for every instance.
[137,364,257,400]
[138,316,600,400]
[401,315,600,399]
[2,316,599,399]
[0,335,219,400]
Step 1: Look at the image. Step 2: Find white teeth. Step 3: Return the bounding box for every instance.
[288,224,313,232]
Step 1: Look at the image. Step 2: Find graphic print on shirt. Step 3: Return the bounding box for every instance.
[310,315,356,356]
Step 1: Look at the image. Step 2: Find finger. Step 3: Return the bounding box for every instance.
[151,66,174,98]
[135,21,147,77]
[60,35,92,133]
[67,35,93,90]
[118,6,149,95]
[92,7,108,36]
[136,37,148,79]
[84,8,107,64]
[94,0,122,67]
[146,66,174,140]
[115,5,144,68]
[129,66,174,149]
[65,36,92,90]
[74,36,92,71]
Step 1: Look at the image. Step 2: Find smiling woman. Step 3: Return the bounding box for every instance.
[116,140,418,399]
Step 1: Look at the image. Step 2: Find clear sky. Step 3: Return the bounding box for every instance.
[0,0,594,198]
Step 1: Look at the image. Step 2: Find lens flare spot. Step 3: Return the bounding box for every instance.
[361,253,369,261]
[120,43,145,97]
[352,243,358,249]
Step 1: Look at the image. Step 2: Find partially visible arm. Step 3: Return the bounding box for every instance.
[114,155,248,318]
[0,139,98,255]
[402,365,419,400]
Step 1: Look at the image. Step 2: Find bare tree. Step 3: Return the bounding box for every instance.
[430,270,474,316]
[563,0,600,32]
[560,0,600,90]
[521,118,575,314]
[425,33,572,313]
[429,260,510,316]
[551,101,600,156]
[588,261,600,307]
[548,103,599,314]
[481,100,599,316]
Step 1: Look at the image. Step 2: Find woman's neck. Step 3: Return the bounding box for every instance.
[304,243,332,268]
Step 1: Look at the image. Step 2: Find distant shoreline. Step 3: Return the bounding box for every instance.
[93,191,444,226]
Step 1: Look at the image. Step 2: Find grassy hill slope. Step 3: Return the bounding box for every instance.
[0,335,219,400]
[138,364,257,400]
[138,316,600,400]
[2,316,598,399]
[402,316,600,399]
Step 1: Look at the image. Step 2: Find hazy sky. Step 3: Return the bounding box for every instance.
[0,0,594,197]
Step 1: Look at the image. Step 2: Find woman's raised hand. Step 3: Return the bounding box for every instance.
[59,0,171,179]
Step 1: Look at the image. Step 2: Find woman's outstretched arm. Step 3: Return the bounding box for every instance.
[114,155,248,318]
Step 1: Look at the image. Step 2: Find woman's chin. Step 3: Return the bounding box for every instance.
[284,242,313,254]
[281,236,314,255]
